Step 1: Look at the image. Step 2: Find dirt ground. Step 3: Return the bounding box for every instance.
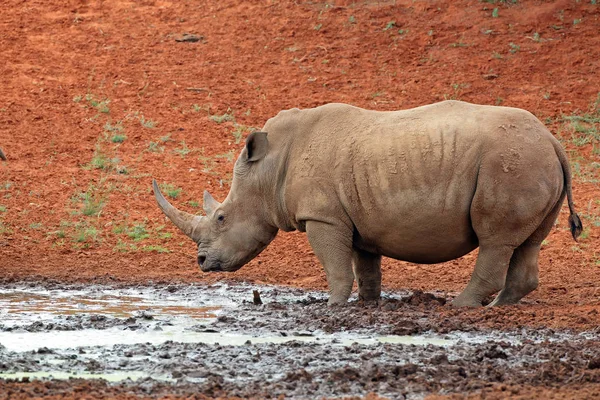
[0,0,599,398]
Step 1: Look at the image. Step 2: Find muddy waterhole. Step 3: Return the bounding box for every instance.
[0,283,598,399]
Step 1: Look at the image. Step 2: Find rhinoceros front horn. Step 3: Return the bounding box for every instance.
[152,179,203,243]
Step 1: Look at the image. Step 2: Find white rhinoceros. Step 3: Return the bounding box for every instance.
[153,100,582,307]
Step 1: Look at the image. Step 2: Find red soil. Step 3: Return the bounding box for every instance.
[0,0,599,397]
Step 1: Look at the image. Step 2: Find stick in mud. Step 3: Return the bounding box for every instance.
[253,290,263,305]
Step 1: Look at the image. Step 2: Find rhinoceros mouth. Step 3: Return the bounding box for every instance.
[199,258,224,272]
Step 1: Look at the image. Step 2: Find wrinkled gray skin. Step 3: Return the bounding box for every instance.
[153,100,582,307]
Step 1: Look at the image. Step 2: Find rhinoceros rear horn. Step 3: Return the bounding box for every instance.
[203,190,221,215]
[152,179,203,242]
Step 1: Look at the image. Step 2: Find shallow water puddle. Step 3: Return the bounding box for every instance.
[0,286,225,325]
[0,319,456,353]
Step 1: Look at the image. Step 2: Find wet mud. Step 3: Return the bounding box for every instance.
[0,283,599,399]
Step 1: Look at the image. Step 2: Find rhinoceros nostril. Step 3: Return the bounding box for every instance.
[198,255,207,265]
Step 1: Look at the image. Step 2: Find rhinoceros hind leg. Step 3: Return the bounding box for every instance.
[489,190,564,307]
[306,220,355,306]
[452,244,514,307]
[488,243,540,306]
[352,248,382,301]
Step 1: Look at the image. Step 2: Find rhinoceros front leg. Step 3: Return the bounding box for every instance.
[306,220,354,305]
[352,248,382,301]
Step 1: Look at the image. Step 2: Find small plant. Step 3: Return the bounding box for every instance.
[160,183,182,199]
[72,223,100,244]
[51,228,67,239]
[127,222,150,241]
[147,141,164,153]
[215,150,236,163]
[348,15,356,24]
[232,126,245,144]
[188,200,200,208]
[89,146,110,170]
[210,110,235,124]
[86,144,119,171]
[0,221,11,235]
[173,141,192,157]
[570,245,583,253]
[104,121,124,133]
[509,43,520,53]
[142,245,170,253]
[140,116,157,129]
[313,23,322,31]
[111,134,127,143]
[444,83,468,100]
[383,21,396,31]
[198,152,217,175]
[157,231,172,240]
[231,124,259,145]
[114,239,137,253]
[80,185,107,217]
[560,93,600,152]
[84,94,110,114]
[492,8,499,18]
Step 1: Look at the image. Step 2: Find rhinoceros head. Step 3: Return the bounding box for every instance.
[152,132,278,272]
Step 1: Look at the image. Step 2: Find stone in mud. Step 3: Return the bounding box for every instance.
[588,357,600,370]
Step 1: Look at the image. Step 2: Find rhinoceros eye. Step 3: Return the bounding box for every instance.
[217,214,225,223]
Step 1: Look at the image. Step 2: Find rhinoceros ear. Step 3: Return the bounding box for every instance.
[203,190,221,215]
[245,131,268,162]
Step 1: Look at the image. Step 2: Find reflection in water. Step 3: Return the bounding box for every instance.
[0,371,173,382]
[0,288,221,321]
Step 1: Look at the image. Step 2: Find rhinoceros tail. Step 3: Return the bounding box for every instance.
[569,213,583,242]
[551,137,583,241]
